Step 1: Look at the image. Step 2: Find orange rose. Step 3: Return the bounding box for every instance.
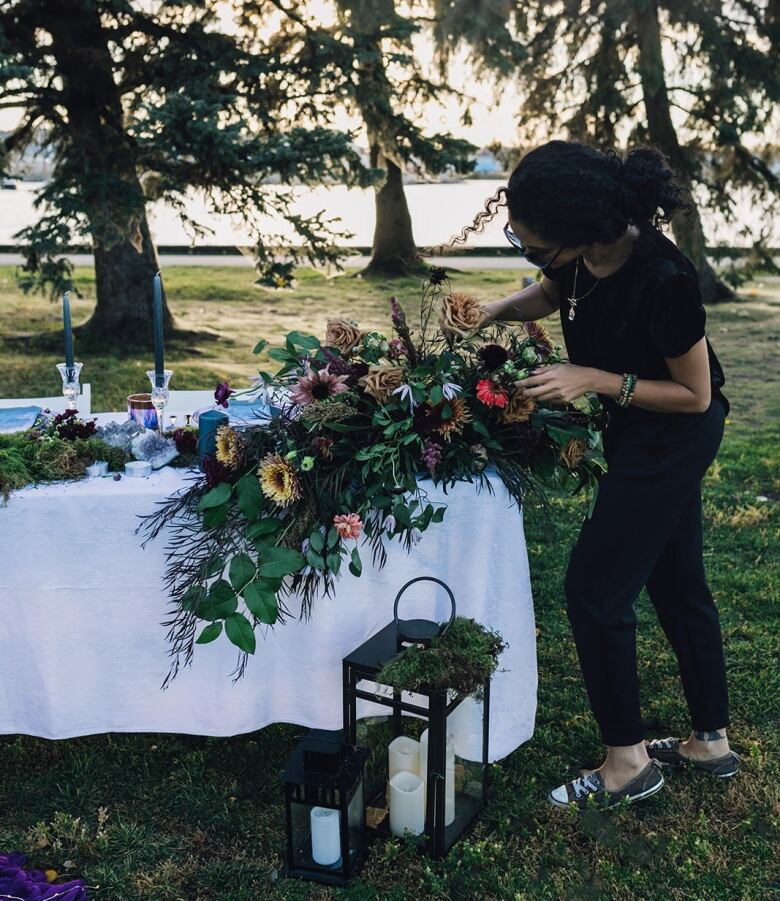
[358,365,405,403]
[325,318,364,355]
[439,292,487,338]
[559,437,588,469]
[499,388,537,424]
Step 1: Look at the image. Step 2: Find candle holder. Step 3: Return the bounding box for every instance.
[146,369,173,434]
[56,362,83,411]
[279,729,370,886]
[342,577,491,859]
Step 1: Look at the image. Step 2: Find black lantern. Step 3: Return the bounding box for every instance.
[279,728,370,886]
[342,578,491,859]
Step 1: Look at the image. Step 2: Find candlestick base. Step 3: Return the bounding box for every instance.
[56,362,83,411]
[147,369,173,434]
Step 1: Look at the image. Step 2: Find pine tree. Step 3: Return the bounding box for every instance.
[331,0,478,276]
[0,0,376,340]
[429,0,780,302]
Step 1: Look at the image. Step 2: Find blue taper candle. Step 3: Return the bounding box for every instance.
[63,291,74,372]
[153,272,164,387]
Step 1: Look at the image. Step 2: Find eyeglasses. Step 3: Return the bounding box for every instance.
[503,222,564,270]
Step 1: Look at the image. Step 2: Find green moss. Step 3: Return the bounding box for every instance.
[374,616,507,700]
[0,433,130,499]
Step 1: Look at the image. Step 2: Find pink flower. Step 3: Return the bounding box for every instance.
[333,513,363,540]
[476,378,509,408]
[290,365,350,405]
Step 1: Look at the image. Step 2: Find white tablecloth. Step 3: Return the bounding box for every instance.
[0,414,537,762]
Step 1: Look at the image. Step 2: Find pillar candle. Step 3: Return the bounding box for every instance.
[310,806,341,866]
[388,770,425,837]
[153,272,164,387]
[388,735,420,780]
[197,409,228,469]
[420,728,456,826]
[63,291,74,371]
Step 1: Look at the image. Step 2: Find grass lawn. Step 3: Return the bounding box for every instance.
[0,264,778,899]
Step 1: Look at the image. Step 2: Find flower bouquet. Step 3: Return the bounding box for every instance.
[140,268,606,684]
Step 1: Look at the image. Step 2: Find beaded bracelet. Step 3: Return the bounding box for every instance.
[615,372,637,407]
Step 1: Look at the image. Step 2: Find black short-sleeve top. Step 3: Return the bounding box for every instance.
[544,228,730,424]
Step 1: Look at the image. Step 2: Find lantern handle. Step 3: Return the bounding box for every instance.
[393,576,456,637]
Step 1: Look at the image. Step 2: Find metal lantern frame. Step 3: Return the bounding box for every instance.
[279,729,371,886]
[342,577,491,859]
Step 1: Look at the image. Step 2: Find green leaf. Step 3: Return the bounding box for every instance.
[306,548,325,570]
[373,494,392,509]
[203,502,229,529]
[309,529,325,552]
[225,612,257,654]
[208,579,239,617]
[243,583,279,625]
[429,384,443,404]
[327,526,340,548]
[431,506,446,523]
[236,473,264,521]
[196,622,223,644]
[182,585,206,612]
[441,403,452,420]
[253,339,268,355]
[258,548,305,579]
[198,556,224,579]
[198,482,232,512]
[229,553,256,592]
[246,518,282,540]
[472,420,490,439]
[287,330,320,350]
[268,347,294,363]
[327,552,342,574]
[349,547,362,577]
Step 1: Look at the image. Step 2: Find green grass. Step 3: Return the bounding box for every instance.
[1,266,778,899]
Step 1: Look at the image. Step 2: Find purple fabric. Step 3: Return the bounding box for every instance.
[0,853,89,899]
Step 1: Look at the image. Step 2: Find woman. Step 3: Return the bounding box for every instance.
[459,141,740,810]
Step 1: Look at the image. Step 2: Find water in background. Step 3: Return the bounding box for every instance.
[0,180,773,248]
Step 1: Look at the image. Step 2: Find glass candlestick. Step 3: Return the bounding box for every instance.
[56,362,83,411]
[147,369,173,434]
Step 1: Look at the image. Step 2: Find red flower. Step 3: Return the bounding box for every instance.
[476,379,509,408]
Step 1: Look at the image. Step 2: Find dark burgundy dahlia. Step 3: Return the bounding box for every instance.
[477,343,509,370]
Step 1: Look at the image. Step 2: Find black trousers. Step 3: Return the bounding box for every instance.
[563,397,730,746]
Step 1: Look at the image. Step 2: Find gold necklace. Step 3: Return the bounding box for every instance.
[567,256,601,321]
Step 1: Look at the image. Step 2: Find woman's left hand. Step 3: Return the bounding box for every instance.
[516,363,594,404]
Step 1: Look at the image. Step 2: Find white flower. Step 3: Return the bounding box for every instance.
[383,514,396,534]
[392,383,419,415]
[301,564,314,577]
[301,538,311,555]
[442,382,463,401]
[409,527,422,545]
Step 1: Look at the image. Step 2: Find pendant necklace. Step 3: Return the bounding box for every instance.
[567,256,602,321]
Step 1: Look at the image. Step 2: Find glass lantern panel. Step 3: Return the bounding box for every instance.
[290,800,345,872]
[347,779,365,855]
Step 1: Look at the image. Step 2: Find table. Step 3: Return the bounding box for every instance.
[0,414,538,762]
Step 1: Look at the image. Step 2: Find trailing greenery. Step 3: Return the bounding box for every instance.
[0,432,129,500]
[374,616,508,701]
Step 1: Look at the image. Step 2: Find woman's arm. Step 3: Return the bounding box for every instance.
[481,275,560,324]
[519,337,713,414]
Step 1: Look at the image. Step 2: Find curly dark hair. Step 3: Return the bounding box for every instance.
[426,140,693,254]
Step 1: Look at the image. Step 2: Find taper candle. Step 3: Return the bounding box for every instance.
[63,291,74,371]
[153,272,164,387]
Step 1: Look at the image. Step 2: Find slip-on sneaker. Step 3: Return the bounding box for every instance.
[646,737,741,778]
[547,759,665,811]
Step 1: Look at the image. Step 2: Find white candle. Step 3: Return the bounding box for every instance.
[124,460,152,478]
[420,729,456,826]
[310,806,341,866]
[388,735,420,779]
[388,770,425,837]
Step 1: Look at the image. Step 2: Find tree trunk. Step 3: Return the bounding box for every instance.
[362,145,423,277]
[633,0,734,302]
[45,0,172,339]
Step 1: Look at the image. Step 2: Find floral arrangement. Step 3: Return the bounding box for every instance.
[140,268,606,685]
